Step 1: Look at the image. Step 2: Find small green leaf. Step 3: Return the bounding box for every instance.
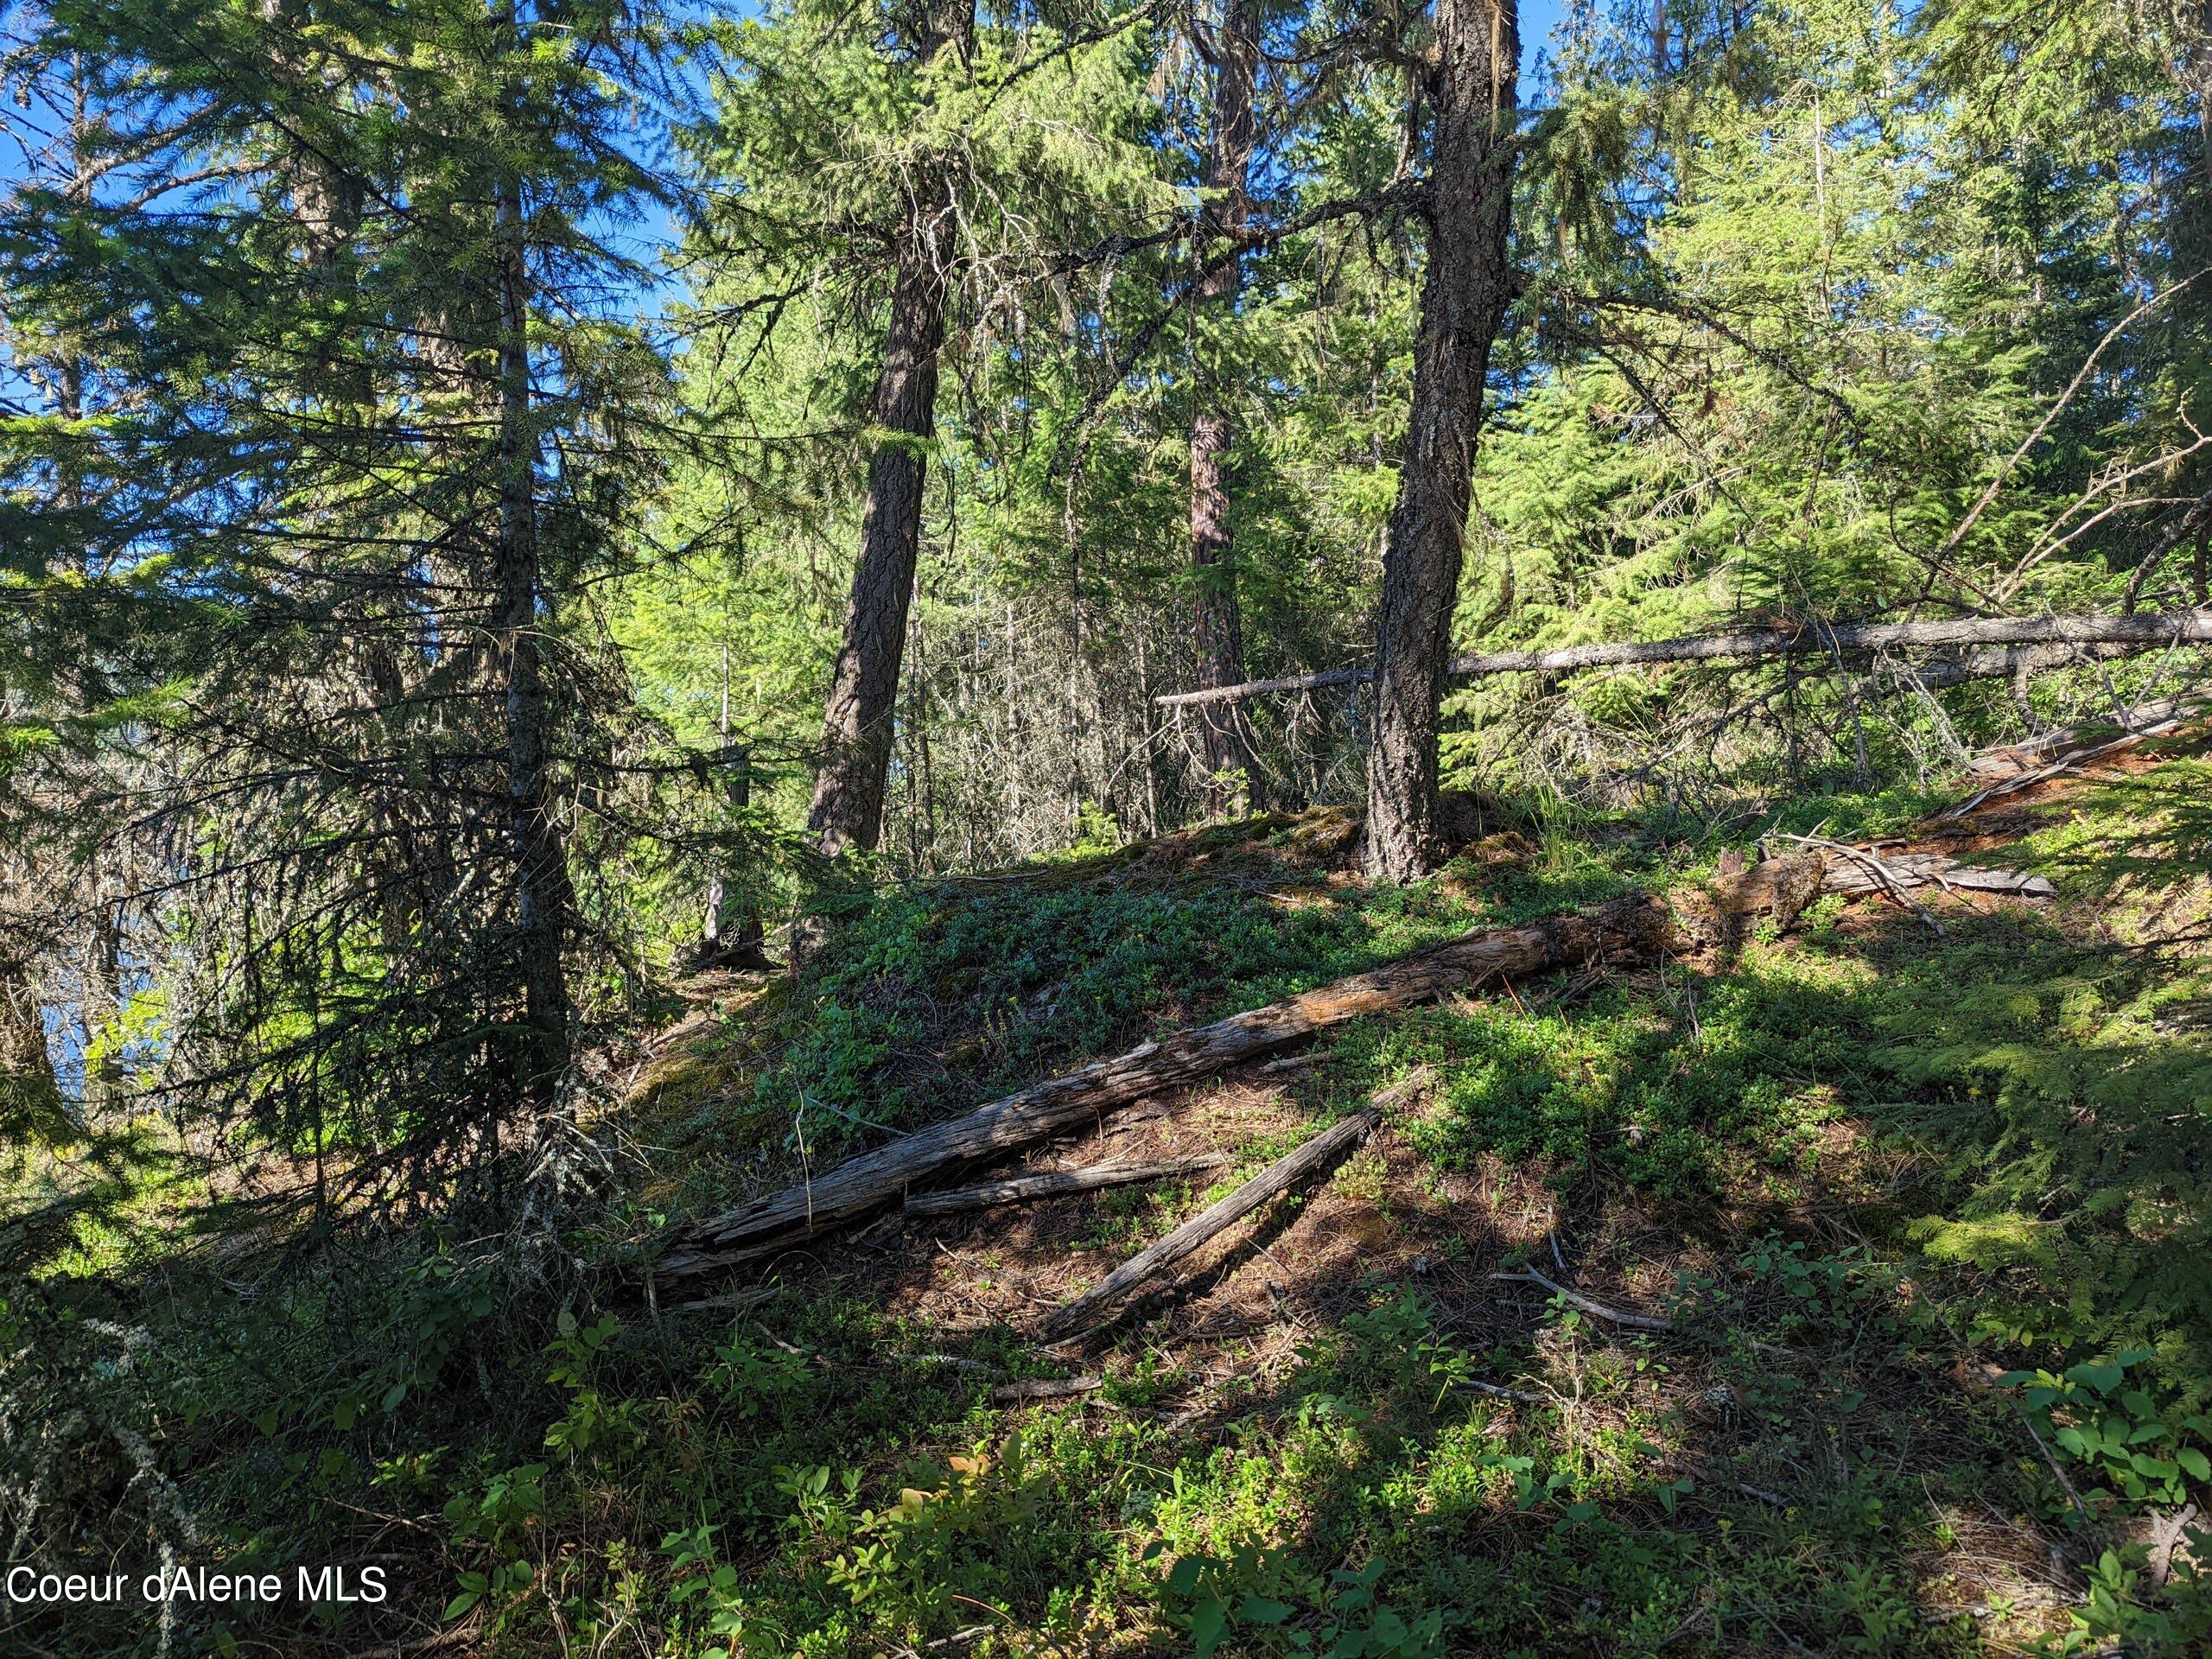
[2066,1362,2123,1395]
[1192,1597,1230,1657]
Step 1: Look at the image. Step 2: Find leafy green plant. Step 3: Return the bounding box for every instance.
[1998,1353,2212,1510]
[543,1310,639,1457]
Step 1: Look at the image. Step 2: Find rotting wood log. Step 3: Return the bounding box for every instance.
[655,845,2054,1284]
[1039,1106,1383,1340]
[657,894,1671,1280]
[905,1154,1230,1217]
[1809,849,2054,897]
[1154,607,2212,709]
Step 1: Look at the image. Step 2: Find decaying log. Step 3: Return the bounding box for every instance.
[1669,850,1829,944]
[1154,607,2212,709]
[905,1154,1230,1217]
[656,843,2054,1284]
[1811,849,2054,897]
[658,894,1671,1280]
[1039,1105,1383,1340]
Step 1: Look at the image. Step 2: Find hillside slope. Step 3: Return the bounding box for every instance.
[15,722,2212,1658]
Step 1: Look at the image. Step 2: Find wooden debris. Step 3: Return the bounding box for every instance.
[989,1375,1104,1405]
[1039,1105,1383,1340]
[658,895,1669,1280]
[1491,1264,1675,1332]
[904,1154,1229,1217]
[1813,851,2054,896]
[655,838,2052,1286]
[1454,1376,1549,1406]
[1670,849,1830,945]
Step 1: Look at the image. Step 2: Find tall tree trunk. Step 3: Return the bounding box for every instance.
[1365,0,1519,882]
[1189,0,1262,816]
[0,856,63,1134]
[808,4,970,858]
[493,163,575,1105]
[702,646,770,968]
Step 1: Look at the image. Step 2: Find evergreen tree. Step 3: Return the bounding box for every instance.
[0,0,690,1194]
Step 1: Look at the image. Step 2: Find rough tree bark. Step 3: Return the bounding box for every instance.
[701,651,771,969]
[1188,0,1262,814]
[0,857,62,1131]
[1365,0,1520,881]
[807,3,972,857]
[493,158,575,1107]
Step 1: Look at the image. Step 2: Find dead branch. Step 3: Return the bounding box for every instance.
[1154,608,2212,709]
[989,1375,1105,1404]
[1039,1105,1382,1340]
[904,1154,1230,1216]
[1491,1264,1675,1332]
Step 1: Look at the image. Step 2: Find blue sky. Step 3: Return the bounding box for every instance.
[1522,0,1573,73]
[0,0,1585,334]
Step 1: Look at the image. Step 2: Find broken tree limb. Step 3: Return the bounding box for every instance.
[657,895,1671,1280]
[1153,607,2212,709]
[904,1154,1230,1217]
[1039,1106,1383,1340]
[1491,1264,1675,1332]
[656,843,2050,1284]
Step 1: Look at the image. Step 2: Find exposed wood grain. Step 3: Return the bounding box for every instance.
[904,1154,1230,1217]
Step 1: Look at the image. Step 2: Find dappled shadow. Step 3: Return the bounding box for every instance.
[27,750,2212,1656]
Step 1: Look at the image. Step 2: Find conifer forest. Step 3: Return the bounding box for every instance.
[10,0,2212,1653]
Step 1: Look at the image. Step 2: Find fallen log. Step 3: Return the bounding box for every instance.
[1811,849,2054,897]
[1154,607,2212,709]
[656,846,2049,1284]
[657,893,1672,1280]
[904,1154,1230,1217]
[1039,1106,1383,1340]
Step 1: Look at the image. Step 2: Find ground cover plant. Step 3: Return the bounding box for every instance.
[10,728,2210,1656]
[9,0,2212,1652]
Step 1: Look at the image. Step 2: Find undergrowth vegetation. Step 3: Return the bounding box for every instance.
[10,743,2212,1657]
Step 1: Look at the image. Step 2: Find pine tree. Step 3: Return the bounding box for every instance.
[0,0,686,1192]
[1365,0,1522,879]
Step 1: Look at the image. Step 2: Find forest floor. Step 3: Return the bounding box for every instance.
[17,721,2212,1659]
